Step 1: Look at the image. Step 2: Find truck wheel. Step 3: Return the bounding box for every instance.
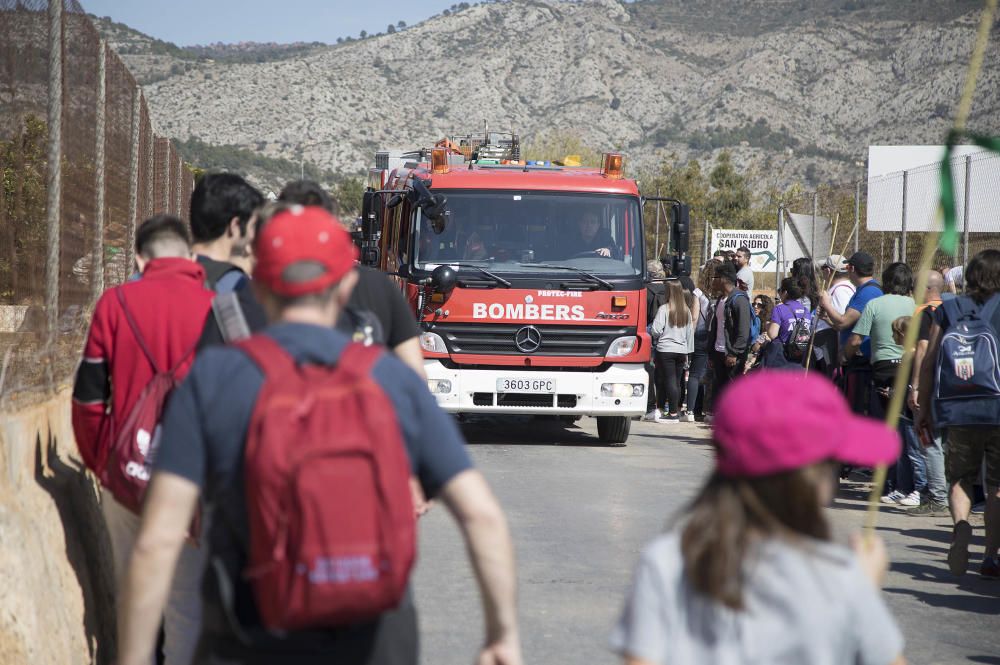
[596,416,630,445]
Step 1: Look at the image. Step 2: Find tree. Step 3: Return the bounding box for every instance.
[387,24,396,34]
[706,151,753,224]
[360,30,368,39]
[334,178,365,218]
[522,131,600,167]
[397,20,406,28]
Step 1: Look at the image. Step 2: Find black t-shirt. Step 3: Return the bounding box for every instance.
[918,306,936,343]
[350,266,420,348]
[646,282,666,323]
[197,266,420,350]
[677,275,696,295]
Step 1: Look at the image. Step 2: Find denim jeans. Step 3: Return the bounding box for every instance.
[685,333,709,415]
[921,430,948,505]
[899,423,928,496]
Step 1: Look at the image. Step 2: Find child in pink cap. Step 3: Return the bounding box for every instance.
[612,370,905,665]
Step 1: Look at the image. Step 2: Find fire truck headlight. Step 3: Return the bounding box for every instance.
[427,379,453,394]
[601,383,644,398]
[420,332,448,354]
[606,336,638,357]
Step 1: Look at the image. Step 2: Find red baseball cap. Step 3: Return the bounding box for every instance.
[253,206,358,297]
[712,371,900,478]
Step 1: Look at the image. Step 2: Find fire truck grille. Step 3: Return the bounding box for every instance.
[433,324,632,357]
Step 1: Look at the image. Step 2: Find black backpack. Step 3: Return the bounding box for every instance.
[783,308,812,363]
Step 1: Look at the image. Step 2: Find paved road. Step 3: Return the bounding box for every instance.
[412,415,1000,665]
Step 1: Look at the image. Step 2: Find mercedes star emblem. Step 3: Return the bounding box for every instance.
[514,325,542,353]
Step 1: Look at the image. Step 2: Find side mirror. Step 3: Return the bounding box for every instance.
[361,247,380,266]
[411,178,449,234]
[430,264,457,294]
[361,191,382,241]
[670,203,690,253]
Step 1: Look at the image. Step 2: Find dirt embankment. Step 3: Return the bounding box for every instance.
[0,391,115,665]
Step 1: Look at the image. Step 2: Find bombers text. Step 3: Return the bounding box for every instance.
[472,303,586,321]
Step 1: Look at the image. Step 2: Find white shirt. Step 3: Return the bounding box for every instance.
[714,299,727,353]
[737,265,754,300]
[817,280,856,331]
[945,266,964,289]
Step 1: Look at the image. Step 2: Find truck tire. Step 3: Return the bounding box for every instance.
[597,416,630,445]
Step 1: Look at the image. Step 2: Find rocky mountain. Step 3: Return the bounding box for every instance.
[94,0,1000,189]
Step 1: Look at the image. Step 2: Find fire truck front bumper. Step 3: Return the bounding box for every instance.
[422,360,647,416]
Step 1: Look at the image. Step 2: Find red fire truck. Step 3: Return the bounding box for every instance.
[360,133,685,444]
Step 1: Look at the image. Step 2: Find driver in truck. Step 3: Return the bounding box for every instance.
[566,211,618,259]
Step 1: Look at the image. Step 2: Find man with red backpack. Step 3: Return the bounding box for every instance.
[72,214,214,665]
[116,206,522,665]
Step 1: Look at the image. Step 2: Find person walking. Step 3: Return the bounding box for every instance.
[918,249,1000,578]
[734,246,754,299]
[612,370,904,665]
[906,270,948,516]
[650,279,694,423]
[683,263,715,421]
[115,207,522,665]
[708,261,752,399]
[815,255,856,376]
[189,172,264,293]
[842,263,920,507]
[760,277,811,369]
[644,261,667,421]
[819,251,884,415]
[72,215,215,665]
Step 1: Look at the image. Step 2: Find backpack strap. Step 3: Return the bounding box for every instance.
[333,342,385,383]
[115,287,199,378]
[978,293,1000,325]
[235,334,298,378]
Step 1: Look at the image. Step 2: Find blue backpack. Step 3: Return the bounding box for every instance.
[729,290,761,341]
[934,294,1000,427]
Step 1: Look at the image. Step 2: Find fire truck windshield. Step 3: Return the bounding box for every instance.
[414,191,643,277]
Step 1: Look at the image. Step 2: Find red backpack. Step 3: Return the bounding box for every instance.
[236,334,416,631]
[101,287,196,513]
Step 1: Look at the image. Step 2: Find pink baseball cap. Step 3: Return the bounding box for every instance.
[712,371,901,477]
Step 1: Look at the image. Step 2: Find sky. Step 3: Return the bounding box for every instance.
[82,0,473,46]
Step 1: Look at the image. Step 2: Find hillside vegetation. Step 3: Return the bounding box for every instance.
[95,0,1000,192]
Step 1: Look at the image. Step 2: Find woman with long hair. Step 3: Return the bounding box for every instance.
[746,294,774,371]
[650,279,694,423]
[791,257,820,311]
[759,277,811,368]
[613,371,905,665]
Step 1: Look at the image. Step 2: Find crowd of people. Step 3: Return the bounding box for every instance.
[67,170,998,665]
[644,245,1000,579]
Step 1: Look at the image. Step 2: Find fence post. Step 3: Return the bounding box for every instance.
[45,0,63,363]
[127,87,141,272]
[702,217,710,263]
[810,192,817,259]
[145,120,154,219]
[653,186,660,256]
[162,138,170,213]
[92,39,107,300]
[900,170,908,262]
[854,180,861,254]
[775,204,783,288]
[963,154,972,267]
[175,149,182,217]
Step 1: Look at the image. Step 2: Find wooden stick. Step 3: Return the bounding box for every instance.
[863,0,997,538]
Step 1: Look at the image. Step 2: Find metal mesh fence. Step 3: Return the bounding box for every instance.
[0,0,194,407]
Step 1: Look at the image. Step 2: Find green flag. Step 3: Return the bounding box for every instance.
[939,131,1000,254]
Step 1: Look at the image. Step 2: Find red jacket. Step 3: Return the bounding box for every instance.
[72,258,214,473]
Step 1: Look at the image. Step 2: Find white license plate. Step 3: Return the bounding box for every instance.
[495,378,555,393]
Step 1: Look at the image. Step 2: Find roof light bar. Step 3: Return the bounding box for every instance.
[601,153,625,179]
[431,146,450,174]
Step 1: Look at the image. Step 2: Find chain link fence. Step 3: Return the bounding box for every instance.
[1,0,194,407]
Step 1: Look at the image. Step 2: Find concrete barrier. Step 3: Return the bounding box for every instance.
[0,391,116,665]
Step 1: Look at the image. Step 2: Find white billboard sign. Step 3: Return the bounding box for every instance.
[866,145,1000,233]
[710,229,778,273]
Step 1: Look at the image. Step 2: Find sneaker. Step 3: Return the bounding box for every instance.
[656,413,680,423]
[949,520,973,576]
[880,490,905,505]
[898,491,921,507]
[907,501,949,517]
[683,412,696,422]
[643,409,661,422]
[981,555,1000,579]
